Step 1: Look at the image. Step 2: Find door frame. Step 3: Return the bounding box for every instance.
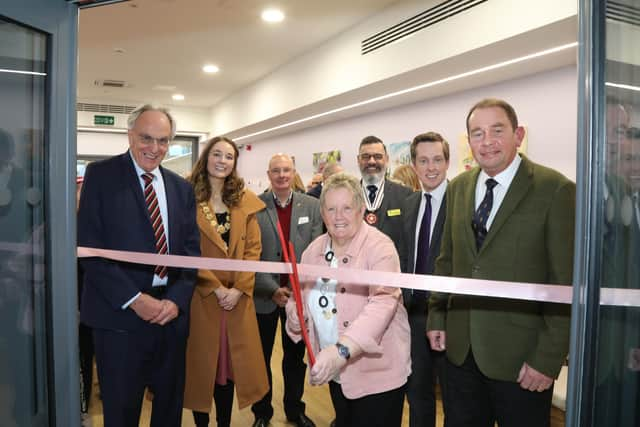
[0,2,79,426]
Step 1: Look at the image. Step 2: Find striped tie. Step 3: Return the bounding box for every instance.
[142,173,168,278]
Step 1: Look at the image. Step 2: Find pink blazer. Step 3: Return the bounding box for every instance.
[286,222,411,399]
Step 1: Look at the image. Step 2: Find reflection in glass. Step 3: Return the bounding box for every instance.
[594,2,640,424]
[163,136,195,177]
[0,17,49,425]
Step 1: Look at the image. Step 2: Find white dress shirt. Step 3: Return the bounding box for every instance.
[474,154,522,230]
[413,179,448,273]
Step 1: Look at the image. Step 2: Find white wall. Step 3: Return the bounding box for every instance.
[212,0,577,136]
[237,66,577,193]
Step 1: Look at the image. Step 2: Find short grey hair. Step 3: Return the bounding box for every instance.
[320,172,365,210]
[127,104,177,139]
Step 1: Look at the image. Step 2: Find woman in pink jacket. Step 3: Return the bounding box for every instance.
[286,173,411,427]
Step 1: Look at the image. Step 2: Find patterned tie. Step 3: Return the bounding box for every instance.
[142,173,168,278]
[367,185,377,204]
[472,178,498,249]
[414,194,432,275]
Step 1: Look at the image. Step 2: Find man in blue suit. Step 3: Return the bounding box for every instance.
[78,105,200,427]
[401,132,450,427]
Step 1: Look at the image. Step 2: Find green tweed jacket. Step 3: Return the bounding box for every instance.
[427,155,575,381]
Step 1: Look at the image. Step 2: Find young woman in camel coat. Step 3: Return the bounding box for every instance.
[184,136,268,427]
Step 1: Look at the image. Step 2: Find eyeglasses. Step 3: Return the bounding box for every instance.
[138,133,171,147]
[358,153,385,161]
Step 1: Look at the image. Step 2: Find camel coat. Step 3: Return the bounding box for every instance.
[183,190,269,412]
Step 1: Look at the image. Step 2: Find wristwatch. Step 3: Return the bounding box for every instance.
[335,342,351,360]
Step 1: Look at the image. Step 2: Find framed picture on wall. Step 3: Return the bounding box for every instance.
[312,150,341,173]
[388,141,411,173]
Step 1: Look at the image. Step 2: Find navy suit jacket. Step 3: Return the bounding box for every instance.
[306,183,322,199]
[401,190,447,306]
[78,152,200,333]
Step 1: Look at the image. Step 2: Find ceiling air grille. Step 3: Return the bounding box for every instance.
[77,103,136,114]
[362,0,487,55]
[607,1,640,27]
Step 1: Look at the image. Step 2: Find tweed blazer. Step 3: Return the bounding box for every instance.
[427,155,575,381]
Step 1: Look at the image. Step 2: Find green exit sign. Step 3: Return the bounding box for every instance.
[94,115,115,126]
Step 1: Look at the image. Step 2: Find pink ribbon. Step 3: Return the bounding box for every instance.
[77,246,640,307]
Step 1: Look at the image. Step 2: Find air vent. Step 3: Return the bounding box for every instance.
[607,1,640,27]
[77,103,136,114]
[362,0,487,55]
[94,79,129,88]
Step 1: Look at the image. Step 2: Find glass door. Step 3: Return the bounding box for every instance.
[1,2,78,426]
[569,0,640,425]
[0,16,49,427]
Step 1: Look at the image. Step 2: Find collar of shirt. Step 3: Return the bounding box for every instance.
[273,190,293,208]
[129,150,162,182]
[479,153,521,189]
[474,154,522,230]
[423,179,447,204]
[476,154,521,202]
[361,176,385,192]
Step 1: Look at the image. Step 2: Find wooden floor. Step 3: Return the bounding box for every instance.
[86,325,566,426]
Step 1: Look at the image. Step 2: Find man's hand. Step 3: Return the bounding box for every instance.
[427,330,446,351]
[130,293,163,321]
[272,287,291,307]
[309,345,347,385]
[149,300,179,325]
[517,362,554,392]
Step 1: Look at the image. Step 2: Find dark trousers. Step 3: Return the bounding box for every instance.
[329,381,405,427]
[252,307,307,421]
[444,351,553,427]
[79,322,94,413]
[406,296,445,427]
[192,381,235,427]
[93,324,187,427]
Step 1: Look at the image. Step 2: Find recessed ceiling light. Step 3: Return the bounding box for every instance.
[261,8,285,23]
[203,64,220,73]
[172,94,185,101]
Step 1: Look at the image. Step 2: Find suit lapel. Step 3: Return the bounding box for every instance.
[481,158,532,251]
[161,167,180,253]
[289,194,302,252]
[430,194,446,253]
[464,169,481,254]
[228,202,246,256]
[121,153,148,220]
[404,192,421,272]
[264,195,282,249]
[375,181,391,229]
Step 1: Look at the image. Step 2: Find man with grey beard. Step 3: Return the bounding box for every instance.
[357,135,413,267]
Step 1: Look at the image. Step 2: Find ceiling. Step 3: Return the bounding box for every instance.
[78,0,400,109]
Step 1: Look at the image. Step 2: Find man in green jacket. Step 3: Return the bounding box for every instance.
[427,98,574,427]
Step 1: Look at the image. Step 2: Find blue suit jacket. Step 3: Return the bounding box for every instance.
[401,190,447,305]
[78,152,200,333]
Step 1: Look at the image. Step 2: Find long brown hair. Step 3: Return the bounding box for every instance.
[189,136,245,207]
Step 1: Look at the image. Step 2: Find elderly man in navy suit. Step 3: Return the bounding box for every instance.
[78,105,200,427]
[401,132,450,427]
